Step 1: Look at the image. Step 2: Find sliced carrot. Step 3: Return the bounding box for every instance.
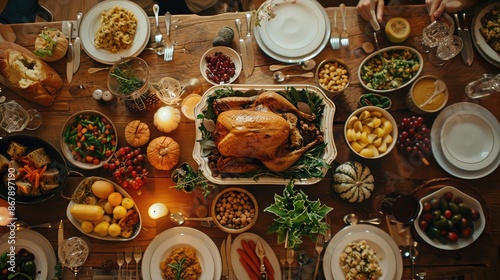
[239,257,259,280]
[39,165,47,178]
[237,248,260,277]
[34,173,39,189]
[241,240,260,269]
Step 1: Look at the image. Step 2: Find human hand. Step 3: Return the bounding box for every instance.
[426,0,477,22]
[357,0,384,23]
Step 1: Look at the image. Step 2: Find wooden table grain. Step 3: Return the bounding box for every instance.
[1,5,499,279]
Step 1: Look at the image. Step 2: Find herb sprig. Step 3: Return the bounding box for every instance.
[167,257,186,280]
[110,64,144,94]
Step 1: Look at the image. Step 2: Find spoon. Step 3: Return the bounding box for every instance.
[169,212,213,225]
[88,67,110,74]
[297,250,310,279]
[419,79,446,107]
[273,71,314,83]
[343,213,381,225]
[15,220,58,230]
[410,241,420,280]
[269,59,317,72]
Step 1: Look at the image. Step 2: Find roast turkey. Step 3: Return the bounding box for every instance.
[212,91,323,173]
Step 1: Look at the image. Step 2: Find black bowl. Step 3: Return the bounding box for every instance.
[0,135,68,205]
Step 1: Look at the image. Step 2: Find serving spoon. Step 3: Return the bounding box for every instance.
[273,71,314,83]
[419,79,446,107]
[269,59,316,72]
[169,212,213,225]
[343,213,381,225]
[15,220,59,230]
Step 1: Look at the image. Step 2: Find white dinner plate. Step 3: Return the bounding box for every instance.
[230,232,281,280]
[431,102,500,179]
[142,227,221,280]
[323,224,402,280]
[149,234,214,280]
[80,0,150,65]
[440,110,499,171]
[471,2,500,68]
[254,0,330,63]
[0,239,46,280]
[257,0,326,57]
[0,229,57,279]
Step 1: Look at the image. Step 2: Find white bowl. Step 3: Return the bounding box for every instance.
[200,46,242,86]
[406,75,448,114]
[358,46,423,93]
[344,106,397,159]
[61,110,117,170]
[415,186,485,250]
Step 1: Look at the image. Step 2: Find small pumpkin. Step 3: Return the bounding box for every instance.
[124,120,150,147]
[153,106,181,133]
[147,136,180,170]
[34,27,68,62]
[333,161,374,203]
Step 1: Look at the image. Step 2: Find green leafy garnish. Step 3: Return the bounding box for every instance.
[110,63,144,94]
[265,180,333,248]
[167,257,187,280]
[171,163,216,197]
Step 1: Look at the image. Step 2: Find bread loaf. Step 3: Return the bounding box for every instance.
[26,147,51,168]
[0,41,63,106]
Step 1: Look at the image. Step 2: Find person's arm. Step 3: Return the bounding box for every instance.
[426,0,477,22]
[356,0,385,23]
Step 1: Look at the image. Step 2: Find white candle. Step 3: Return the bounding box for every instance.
[0,207,11,226]
[148,203,169,219]
[153,106,181,133]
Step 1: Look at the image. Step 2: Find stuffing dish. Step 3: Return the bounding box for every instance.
[160,247,202,280]
[479,6,500,52]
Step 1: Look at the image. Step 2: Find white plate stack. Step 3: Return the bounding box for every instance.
[431,102,500,179]
[254,0,331,63]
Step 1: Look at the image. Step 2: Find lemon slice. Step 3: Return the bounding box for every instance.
[385,17,410,43]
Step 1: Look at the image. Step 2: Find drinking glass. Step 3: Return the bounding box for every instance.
[428,35,463,66]
[0,100,42,133]
[58,236,91,279]
[375,192,420,225]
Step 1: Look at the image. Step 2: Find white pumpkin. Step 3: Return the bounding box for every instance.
[333,161,374,203]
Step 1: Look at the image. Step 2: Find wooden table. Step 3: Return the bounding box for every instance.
[1,5,499,279]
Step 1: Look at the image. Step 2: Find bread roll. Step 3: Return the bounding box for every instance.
[0,41,63,106]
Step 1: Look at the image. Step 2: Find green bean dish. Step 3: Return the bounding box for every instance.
[360,48,421,91]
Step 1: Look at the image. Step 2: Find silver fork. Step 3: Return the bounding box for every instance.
[164,12,174,61]
[286,249,294,280]
[313,234,325,280]
[340,3,349,48]
[133,245,142,280]
[116,252,124,280]
[330,9,340,49]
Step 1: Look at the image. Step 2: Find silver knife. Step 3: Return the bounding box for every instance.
[235,19,249,79]
[58,220,64,275]
[220,238,228,279]
[66,21,74,83]
[73,12,82,74]
[462,12,474,66]
[244,12,255,77]
[454,13,472,66]
[226,234,234,280]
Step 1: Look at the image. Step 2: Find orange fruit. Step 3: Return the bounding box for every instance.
[385,17,410,43]
[107,192,123,207]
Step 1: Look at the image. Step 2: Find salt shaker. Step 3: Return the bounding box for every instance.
[465,74,500,99]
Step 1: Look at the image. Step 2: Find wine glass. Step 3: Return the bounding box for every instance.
[428,35,463,66]
[58,236,91,279]
[0,100,42,134]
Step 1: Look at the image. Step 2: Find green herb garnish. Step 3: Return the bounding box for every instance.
[167,257,187,280]
[265,180,333,248]
[110,64,144,94]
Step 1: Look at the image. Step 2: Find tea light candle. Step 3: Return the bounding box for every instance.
[148,203,169,219]
[153,106,181,133]
[0,207,12,226]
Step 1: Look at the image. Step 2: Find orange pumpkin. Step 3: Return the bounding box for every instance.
[124,120,150,147]
[34,27,68,62]
[147,136,180,170]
